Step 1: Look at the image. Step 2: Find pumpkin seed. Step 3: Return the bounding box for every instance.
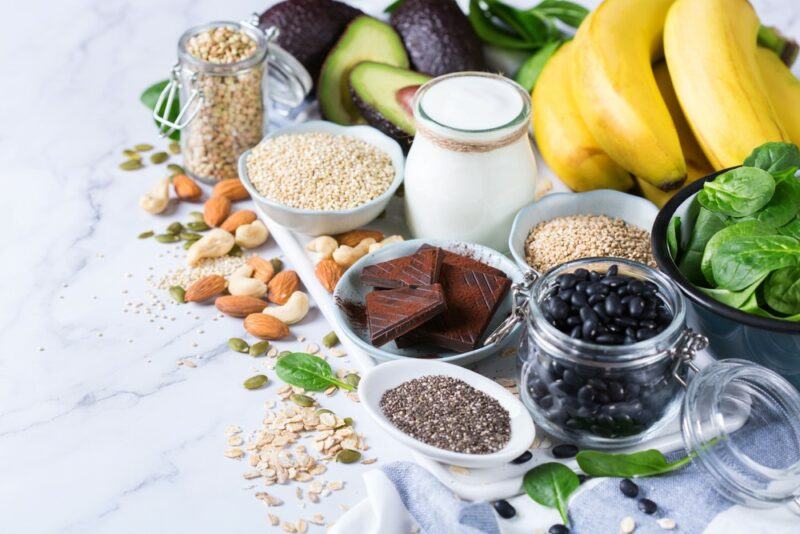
[180,232,202,241]
[150,151,169,164]
[228,338,250,353]
[155,233,180,243]
[315,408,334,415]
[134,143,154,152]
[322,331,339,348]
[188,211,204,222]
[167,163,185,174]
[270,258,283,273]
[123,149,141,160]
[335,449,361,464]
[344,374,360,388]
[228,244,243,257]
[168,141,181,154]
[138,230,154,239]
[249,340,269,357]
[183,241,194,250]
[290,394,315,407]
[166,221,184,234]
[343,417,354,426]
[186,221,210,232]
[169,285,186,304]
[244,374,268,390]
[278,351,292,358]
[119,159,143,171]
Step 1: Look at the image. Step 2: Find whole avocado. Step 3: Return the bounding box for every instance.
[258,0,363,83]
[390,0,486,76]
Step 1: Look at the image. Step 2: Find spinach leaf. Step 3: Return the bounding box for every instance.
[667,216,681,261]
[468,0,538,50]
[531,0,589,28]
[141,80,180,141]
[515,40,562,91]
[700,220,775,285]
[487,1,556,46]
[740,292,800,322]
[576,449,692,478]
[779,217,800,239]
[275,353,354,391]
[698,275,768,309]
[711,235,800,291]
[743,142,800,178]
[523,463,580,525]
[677,208,728,285]
[697,167,776,217]
[764,266,800,315]
[756,176,800,227]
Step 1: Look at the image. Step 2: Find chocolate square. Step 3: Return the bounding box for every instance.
[366,284,446,347]
[361,247,444,288]
[417,244,507,279]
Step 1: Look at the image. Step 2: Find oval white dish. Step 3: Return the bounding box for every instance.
[238,120,405,236]
[358,359,536,468]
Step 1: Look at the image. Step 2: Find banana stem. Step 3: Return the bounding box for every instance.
[758,25,799,67]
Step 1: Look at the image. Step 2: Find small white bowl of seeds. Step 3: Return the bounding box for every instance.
[238,120,404,235]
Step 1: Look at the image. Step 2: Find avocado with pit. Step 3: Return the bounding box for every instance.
[318,16,410,125]
[349,62,430,145]
[390,0,486,77]
[258,0,363,84]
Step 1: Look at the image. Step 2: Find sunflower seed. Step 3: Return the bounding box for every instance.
[244,374,268,390]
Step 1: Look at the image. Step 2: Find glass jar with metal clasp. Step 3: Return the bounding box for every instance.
[153,16,311,183]
[487,257,800,509]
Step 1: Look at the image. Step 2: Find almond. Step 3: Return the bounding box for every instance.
[220,210,257,233]
[172,174,202,201]
[204,195,231,227]
[267,270,300,305]
[215,295,267,318]
[248,256,276,284]
[334,229,384,247]
[244,313,289,340]
[213,179,250,201]
[185,275,227,302]
[315,259,344,293]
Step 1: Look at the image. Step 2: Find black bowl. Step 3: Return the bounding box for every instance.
[651,170,800,389]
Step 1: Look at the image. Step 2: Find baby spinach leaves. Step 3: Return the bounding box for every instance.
[676,208,728,285]
[756,177,800,227]
[743,141,800,179]
[764,266,800,315]
[696,167,775,217]
[275,353,355,392]
[576,449,692,478]
[523,463,580,525]
[700,220,774,285]
[711,235,800,291]
[666,216,681,260]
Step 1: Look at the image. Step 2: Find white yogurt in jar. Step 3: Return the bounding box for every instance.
[404,73,538,252]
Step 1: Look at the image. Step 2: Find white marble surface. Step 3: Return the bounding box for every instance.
[1,1,798,533]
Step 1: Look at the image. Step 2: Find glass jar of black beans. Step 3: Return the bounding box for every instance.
[517,258,692,448]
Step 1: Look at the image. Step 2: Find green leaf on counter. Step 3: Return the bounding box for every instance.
[275,352,354,392]
[576,449,692,478]
[523,462,579,525]
[140,80,180,141]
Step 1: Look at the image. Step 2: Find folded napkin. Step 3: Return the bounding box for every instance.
[330,461,799,534]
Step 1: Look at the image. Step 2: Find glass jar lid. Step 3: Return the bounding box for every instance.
[682,359,800,507]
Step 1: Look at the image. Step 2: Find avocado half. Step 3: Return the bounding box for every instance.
[318,16,409,125]
[349,62,430,145]
[258,0,362,84]
[390,0,486,77]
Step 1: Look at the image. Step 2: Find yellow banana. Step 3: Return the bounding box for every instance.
[756,46,800,147]
[664,0,789,170]
[572,0,686,191]
[532,41,633,193]
[638,62,714,208]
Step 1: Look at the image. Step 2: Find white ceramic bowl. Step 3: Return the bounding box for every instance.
[359,359,536,468]
[508,190,659,272]
[332,238,523,366]
[238,120,405,236]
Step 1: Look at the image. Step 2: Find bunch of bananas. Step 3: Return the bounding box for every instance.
[532,0,800,207]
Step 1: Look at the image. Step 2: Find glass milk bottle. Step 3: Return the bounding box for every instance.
[404,73,537,252]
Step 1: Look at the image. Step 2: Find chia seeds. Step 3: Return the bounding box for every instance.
[379,375,511,454]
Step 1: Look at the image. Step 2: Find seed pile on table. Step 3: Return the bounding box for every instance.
[524,215,655,272]
[246,133,394,211]
[379,375,510,454]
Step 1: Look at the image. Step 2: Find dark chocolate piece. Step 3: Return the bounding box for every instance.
[366,284,446,347]
[417,244,507,278]
[412,264,511,352]
[361,247,444,288]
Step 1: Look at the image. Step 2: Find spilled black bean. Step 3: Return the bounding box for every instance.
[510,450,532,464]
[638,498,657,514]
[619,478,639,498]
[493,499,516,518]
[551,444,579,458]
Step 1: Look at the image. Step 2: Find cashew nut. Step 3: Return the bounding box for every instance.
[262,291,309,325]
[187,228,235,266]
[235,219,269,249]
[305,235,338,259]
[228,275,267,298]
[230,264,254,280]
[139,178,170,214]
[368,235,405,254]
[332,238,377,267]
